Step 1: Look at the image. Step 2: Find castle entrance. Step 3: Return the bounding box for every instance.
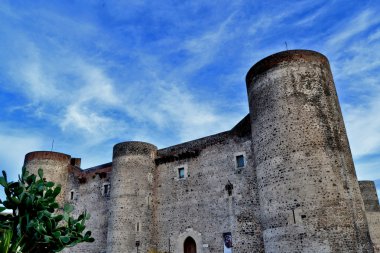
[184,237,196,253]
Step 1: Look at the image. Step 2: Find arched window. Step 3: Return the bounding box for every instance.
[184,237,196,253]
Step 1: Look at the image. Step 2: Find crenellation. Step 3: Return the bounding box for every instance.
[22,50,379,253]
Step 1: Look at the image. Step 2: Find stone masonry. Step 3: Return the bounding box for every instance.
[23,50,380,253]
[359,181,380,252]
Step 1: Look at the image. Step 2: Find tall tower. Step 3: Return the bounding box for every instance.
[24,151,71,205]
[359,181,380,252]
[106,141,157,253]
[359,181,380,212]
[246,50,373,252]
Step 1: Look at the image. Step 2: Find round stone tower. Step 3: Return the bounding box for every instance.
[246,50,373,252]
[359,181,380,212]
[24,151,71,205]
[106,141,157,253]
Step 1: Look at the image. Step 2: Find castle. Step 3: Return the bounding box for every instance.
[23,50,380,253]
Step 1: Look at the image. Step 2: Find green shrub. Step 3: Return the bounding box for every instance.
[0,167,94,253]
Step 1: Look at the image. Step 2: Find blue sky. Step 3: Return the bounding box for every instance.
[0,0,380,195]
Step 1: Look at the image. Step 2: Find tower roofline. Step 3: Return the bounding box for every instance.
[24,151,71,163]
[246,49,329,85]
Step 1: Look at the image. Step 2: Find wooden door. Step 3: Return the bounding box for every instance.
[184,237,196,253]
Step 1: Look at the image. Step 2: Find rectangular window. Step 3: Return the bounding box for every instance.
[104,184,110,196]
[223,232,233,252]
[178,167,185,179]
[236,155,245,168]
[70,191,74,200]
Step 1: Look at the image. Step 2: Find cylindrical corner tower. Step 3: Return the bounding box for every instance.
[246,50,372,252]
[106,141,157,253]
[359,181,380,212]
[24,151,71,205]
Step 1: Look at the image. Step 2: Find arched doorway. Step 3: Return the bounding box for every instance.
[184,236,197,253]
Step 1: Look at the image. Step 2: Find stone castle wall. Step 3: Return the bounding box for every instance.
[63,164,111,253]
[153,121,263,253]
[23,50,378,253]
[359,181,380,252]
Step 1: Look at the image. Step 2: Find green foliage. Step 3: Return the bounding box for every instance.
[0,167,94,253]
[0,229,13,253]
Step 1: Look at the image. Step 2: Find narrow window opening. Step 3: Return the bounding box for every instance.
[103,183,110,197]
[225,180,234,196]
[178,167,185,179]
[292,209,296,224]
[223,232,233,252]
[236,155,245,168]
[136,222,140,232]
[70,191,74,200]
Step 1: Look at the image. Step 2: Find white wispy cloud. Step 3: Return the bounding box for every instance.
[0,0,379,186]
[113,73,240,143]
[61,105,119,138]
[18,53,59,101]
[343,88,380,159]
[327,9,380,47]
[295,2,330,26]
[368,29,380,42]
[181,11,237,73]
[75,63,121,106]
[151,81,236,141]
